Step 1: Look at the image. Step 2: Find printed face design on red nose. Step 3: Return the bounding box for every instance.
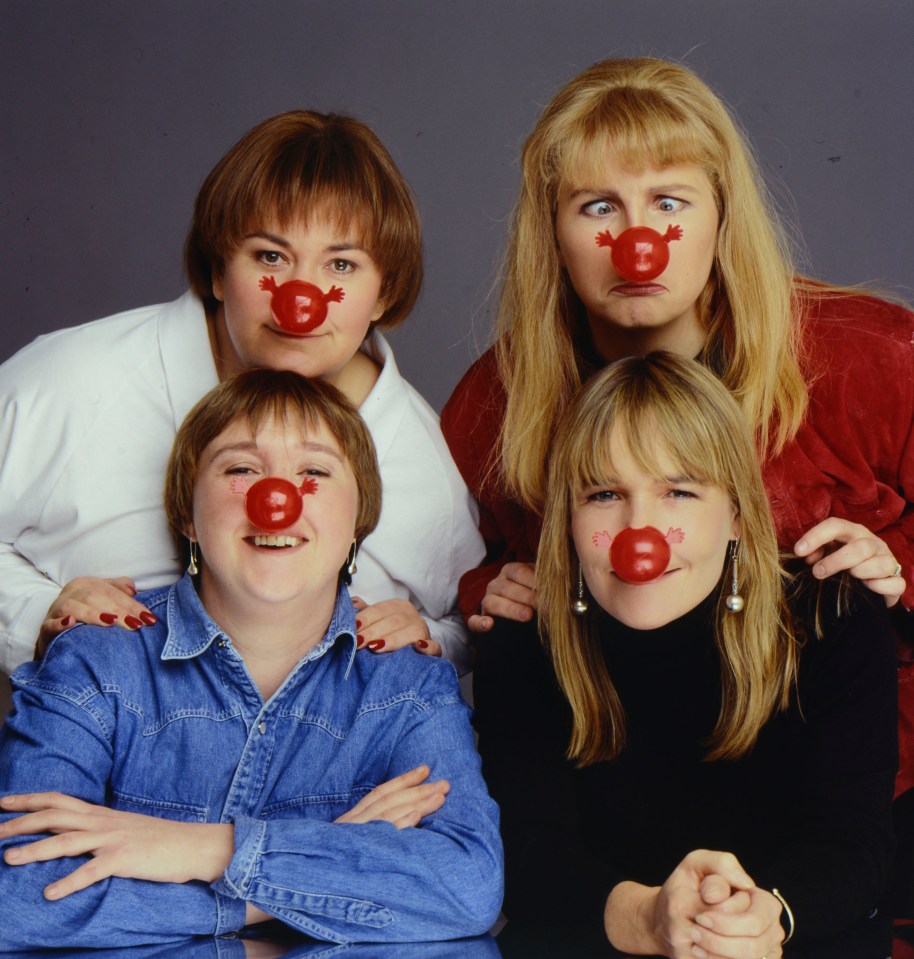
[591,526,685,583]
[594,225,683,282]
[231,475,319,532]
[259,276,345,335]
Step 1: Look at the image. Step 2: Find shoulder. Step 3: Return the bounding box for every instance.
[799,287,914,350]
[16,586,173,703]
[348,646,465,712]
[0,298,179,404]
[441,348,504,432]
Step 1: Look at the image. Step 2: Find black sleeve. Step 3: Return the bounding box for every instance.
[472,618,617,941]
[751,587,898,942]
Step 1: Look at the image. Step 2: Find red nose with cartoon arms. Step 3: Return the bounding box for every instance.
[595,225,683,282]
[243,476,318,532]
[593,526,685,584]
[259,276,345,335]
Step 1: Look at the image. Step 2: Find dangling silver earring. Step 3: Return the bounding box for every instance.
[572,562,589,615]
[346,540,358,577]
[188,540,200,577]
[725,539,744,613]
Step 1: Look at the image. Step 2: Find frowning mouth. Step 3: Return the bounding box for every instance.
[611,283,666,296]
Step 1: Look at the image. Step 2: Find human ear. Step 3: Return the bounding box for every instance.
[730,512,741,541]
[211,272,224,303]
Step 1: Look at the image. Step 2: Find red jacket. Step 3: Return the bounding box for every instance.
[441,291,914,620]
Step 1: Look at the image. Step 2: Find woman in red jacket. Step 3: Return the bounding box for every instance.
[441,57,914,799]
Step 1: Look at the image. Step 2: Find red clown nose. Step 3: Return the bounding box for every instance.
[244,476,318,532]
[610,526,672,583]
[259,276,345,335]
[595,225,683,282]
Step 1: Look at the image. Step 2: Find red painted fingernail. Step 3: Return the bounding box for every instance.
[356,634,365,648]
[355,619,363,629]
[124,615,143,630]
[99,613,118,625]
[60,616,73,627]
[417,639,429,649]
[139,611,158,625]
[367,640,386,651]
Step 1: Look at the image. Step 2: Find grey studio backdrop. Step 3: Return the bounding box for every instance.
[1,0,912,720]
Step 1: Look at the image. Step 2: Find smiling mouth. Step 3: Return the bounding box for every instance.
[249,535,304,548]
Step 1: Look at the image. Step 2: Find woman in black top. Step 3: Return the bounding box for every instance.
[475,353,896,958]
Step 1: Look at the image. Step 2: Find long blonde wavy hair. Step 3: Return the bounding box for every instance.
[538,353,799,765]
[496,57,809,513]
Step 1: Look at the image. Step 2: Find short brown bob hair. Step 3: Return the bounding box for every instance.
[184,110,423,330]
[164,369,382,561]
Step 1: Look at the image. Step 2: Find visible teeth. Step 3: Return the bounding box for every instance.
[253,535,302,548]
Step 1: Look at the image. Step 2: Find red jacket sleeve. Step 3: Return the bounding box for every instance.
[763,292,914,623]
[441,350,540,621]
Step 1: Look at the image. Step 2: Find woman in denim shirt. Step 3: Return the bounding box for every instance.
[0,370,503,949]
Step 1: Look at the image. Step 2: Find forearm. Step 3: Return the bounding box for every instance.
[0,824,240,949]
[218,811,502,942]
[424,611,472,676]
[0,544,60,673]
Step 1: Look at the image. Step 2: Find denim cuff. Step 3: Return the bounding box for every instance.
[214,816,266,900]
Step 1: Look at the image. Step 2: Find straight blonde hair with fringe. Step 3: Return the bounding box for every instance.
[496,57,809,513]
[538,353,799,765]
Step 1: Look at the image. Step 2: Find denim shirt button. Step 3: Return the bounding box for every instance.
[258,722,267,735]
[217,639,227,649]
[220,932,238,939]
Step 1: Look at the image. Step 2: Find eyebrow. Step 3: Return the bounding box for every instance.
[566,183,702,200]
[242,230,367,254]
[206,439,345,463]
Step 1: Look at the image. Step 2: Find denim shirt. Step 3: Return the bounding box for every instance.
[0,574,503,950]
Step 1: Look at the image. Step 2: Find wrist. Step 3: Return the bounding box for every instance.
[194,823,236,883]
[605,881,663,954]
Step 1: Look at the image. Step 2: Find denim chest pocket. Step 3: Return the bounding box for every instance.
[110,788,210,823]
[109,703,247,822]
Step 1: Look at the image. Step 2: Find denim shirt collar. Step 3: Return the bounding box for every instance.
[161,572,358,675]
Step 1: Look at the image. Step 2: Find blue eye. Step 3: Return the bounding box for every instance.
[656,196,685,213]
[581,200,615,217]
[667,488,696,500]
[587,489,619,503]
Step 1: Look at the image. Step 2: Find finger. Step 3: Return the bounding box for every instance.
[107,577,138,598]
[698,874,733,905]
[807,540,883,580]
[4,829,104,865]
[468,614,493,633]
[502,562,537,590]
[359,781,450,824]
[485,578,538,609]
[44,857,114,900]
[685,850,754,891]
[700,890,751,916]
[479,593,535,623]
[0,792,93,815]
[351,595,367,611]
[360,621,431,652]
[389,787,448,829]
[339,766,432,819]
[794,517,869,555]
[413,639,442,657]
